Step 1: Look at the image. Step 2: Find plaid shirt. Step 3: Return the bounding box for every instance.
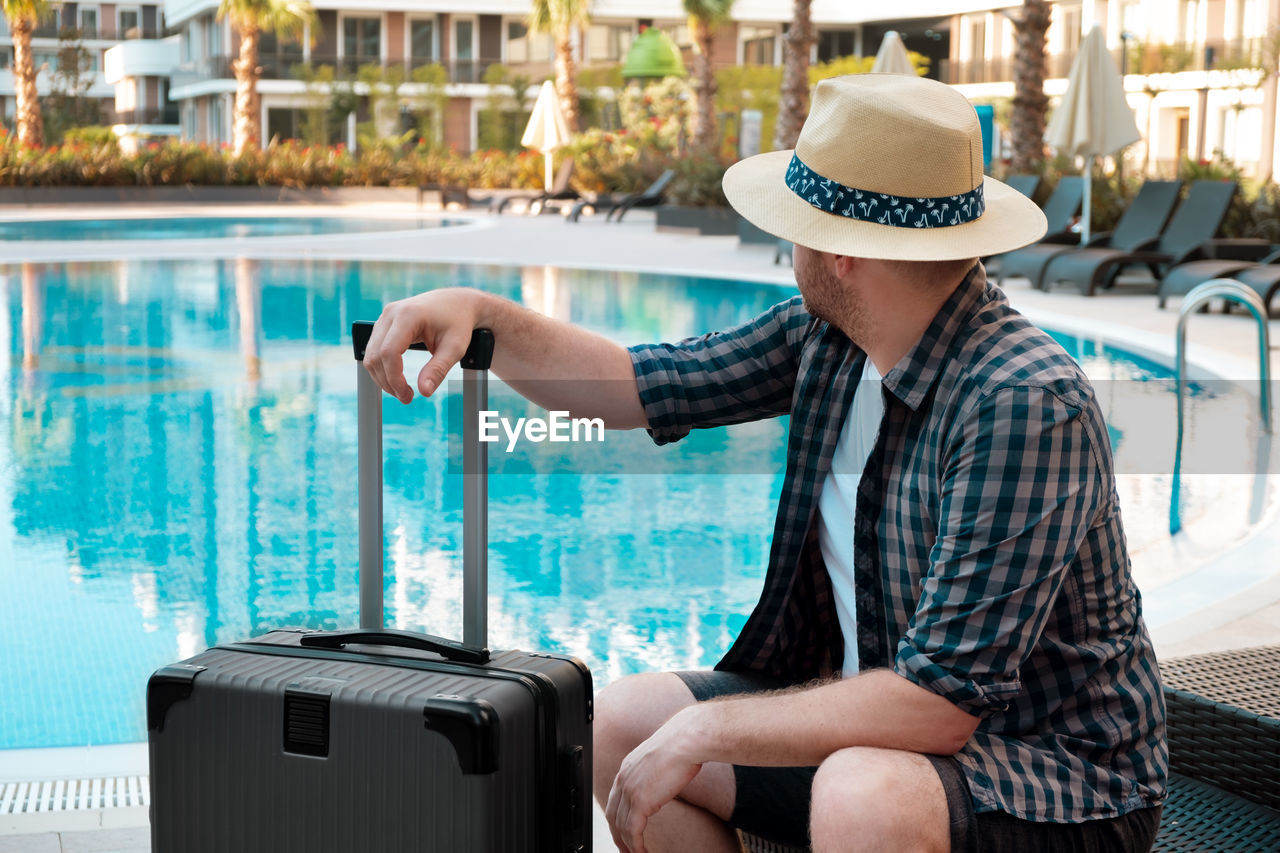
[628,265,1167,822]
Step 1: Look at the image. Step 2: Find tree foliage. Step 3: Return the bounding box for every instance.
[774,0,814,150]
[3,0,51,147]
[1010,0,1051,173]
[683,0,735,152]
[218,0,317,153]
[528,0,591,132]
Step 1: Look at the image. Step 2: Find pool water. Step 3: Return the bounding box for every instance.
[0,216,456,242]
[0,259,1268,750]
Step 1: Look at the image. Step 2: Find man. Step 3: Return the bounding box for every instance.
[362,75,1167,853]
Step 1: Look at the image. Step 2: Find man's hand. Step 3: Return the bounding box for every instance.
[605,708,705,853]
[362,288,486,403]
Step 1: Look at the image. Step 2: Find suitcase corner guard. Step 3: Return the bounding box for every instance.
[147,664,206,733]
[423,695,500,774]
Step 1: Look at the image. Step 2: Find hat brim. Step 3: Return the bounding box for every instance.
[723,150,1048,261]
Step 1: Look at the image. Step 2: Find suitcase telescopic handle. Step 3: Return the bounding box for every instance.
[351,322,494,649]
[300,628,490,665]
[351,322,495,370]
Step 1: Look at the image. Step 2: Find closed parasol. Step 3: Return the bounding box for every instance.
[1044,26,1142,243]
[521,80,573,192]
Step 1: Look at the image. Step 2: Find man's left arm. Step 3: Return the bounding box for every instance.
[606,668,980,850]
[607,383,1107,850]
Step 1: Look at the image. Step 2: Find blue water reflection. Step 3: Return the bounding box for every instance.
[0,216,457,242]
[0,259,790,748]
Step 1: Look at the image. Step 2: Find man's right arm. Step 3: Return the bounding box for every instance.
[361,288,648,429]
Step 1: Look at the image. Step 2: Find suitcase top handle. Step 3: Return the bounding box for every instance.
[352,322,495,371]
[300,628,490,665]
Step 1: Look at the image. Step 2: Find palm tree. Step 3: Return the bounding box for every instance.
[218,0,315,154]
[3,0,50,148]
[683,0,735,152]
[1009,0,1051,173]
[529,0,592,133]
[773,0,814,150]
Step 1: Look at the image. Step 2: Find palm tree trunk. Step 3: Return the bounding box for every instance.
[773,0,814,150]
[231,19,262,154]
[11,18,45,148]
[554,32,579,133]
[1011,0,1051,174]
[688,16,717,152]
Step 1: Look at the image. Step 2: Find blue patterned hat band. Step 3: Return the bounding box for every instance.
[784,153,985,229]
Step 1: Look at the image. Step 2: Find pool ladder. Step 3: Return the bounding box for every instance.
[1170,279,1273,534]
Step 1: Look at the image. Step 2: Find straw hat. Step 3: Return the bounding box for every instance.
[724,74,1046,261]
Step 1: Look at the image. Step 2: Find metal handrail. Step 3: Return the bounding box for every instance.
[1170,279,1273,533]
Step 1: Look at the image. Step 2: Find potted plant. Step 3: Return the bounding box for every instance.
[655,153,737,236]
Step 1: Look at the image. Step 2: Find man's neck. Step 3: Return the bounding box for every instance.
[844,264,970,374]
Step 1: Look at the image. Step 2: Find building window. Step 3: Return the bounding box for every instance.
[586,23,633,62]
[816,29,856,62]
[118,8,140,38]
[267,107,304,142]
[741,25,778,65]
[969,18,986,60]
[506,19,552,64]
[409,18,436,66]
[79,8,99,38]
[1058,4,1081,54]
[1179,0,1201,43]
[342,16,382,69]
[210,98,224,144]
[454,17,476,61]
[203,14,221,59]
[259,30,304,78]
[660,23,691,49]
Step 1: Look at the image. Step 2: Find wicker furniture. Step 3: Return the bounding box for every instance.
[740,645,1280,852]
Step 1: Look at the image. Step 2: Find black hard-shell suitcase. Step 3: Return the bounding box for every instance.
[147,324,593,852]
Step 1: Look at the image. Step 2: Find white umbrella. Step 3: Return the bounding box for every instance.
[871,31,915,75]
[521,80,572,192]
[1044,26,1141,243]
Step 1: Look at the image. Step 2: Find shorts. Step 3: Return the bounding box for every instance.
[675,670,1162,852]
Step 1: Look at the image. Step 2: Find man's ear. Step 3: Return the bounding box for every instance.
[831,254,859,279]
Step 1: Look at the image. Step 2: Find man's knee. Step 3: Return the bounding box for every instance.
[809,747,949,853]
[596,672,695,747]
[593,673,696,799]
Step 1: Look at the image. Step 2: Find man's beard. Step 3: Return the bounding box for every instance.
[800,261,870,345]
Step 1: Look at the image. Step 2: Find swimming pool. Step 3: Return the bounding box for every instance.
[0,259,1270,749]
[0,216,456,242]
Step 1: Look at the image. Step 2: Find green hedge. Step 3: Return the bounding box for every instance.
[0,136,553,191]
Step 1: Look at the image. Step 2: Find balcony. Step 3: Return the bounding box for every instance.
[32,24,167,41]
[937,36,1267,86]
[170,54,504,89]
[104,38,180,83]
[1125,37,1265,75]
[112,105,180,126]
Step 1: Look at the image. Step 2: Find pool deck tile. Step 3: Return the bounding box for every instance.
[1,201,1278,851]
[0,834,61,853]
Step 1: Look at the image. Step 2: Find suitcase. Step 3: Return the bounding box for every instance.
[147,322,593,852]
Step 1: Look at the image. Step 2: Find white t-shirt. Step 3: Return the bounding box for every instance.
[816,357,884,676]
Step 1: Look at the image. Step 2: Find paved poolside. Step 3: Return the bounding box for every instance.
[1,202,1277,849]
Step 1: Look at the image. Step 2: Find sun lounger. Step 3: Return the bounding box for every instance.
[1040,179,1240,296]
[994,179,1180,291]
[567,170,676,223]
[1157,247,1280,313]
[987,176,1086,280]
[416,183,495,210]
[1004,173,1042,199]
[495,159,579,215]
